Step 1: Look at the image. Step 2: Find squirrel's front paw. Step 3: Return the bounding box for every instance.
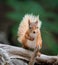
[30,37,34,41]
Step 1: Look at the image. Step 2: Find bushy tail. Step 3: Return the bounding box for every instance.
[17,14,42,43]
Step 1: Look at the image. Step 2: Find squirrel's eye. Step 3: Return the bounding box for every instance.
[37,27,38,28]
[29,27,31,29]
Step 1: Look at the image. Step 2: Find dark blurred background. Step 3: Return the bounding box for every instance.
[0,0,58,55]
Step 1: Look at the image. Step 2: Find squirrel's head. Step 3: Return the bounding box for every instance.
[28,20,39,34]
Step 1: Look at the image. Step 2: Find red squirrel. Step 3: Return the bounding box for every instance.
[17,14,42,65]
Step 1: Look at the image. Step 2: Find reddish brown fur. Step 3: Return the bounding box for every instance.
[21,20,42,50]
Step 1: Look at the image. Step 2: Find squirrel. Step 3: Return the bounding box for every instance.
[17,14,42,65]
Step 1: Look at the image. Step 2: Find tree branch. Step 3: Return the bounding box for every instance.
[0,44,58,65]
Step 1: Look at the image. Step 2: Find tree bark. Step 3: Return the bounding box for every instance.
[0,43,58,65]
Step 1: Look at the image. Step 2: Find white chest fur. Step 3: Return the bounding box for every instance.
[27,32,37,49]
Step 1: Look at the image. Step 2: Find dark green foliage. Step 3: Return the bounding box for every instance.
[6,0,58,55]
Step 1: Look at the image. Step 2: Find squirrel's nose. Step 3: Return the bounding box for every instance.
[33,31,35,33]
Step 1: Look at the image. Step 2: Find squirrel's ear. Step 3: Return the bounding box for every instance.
[28,19,30,25]
[35,21,38,24]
